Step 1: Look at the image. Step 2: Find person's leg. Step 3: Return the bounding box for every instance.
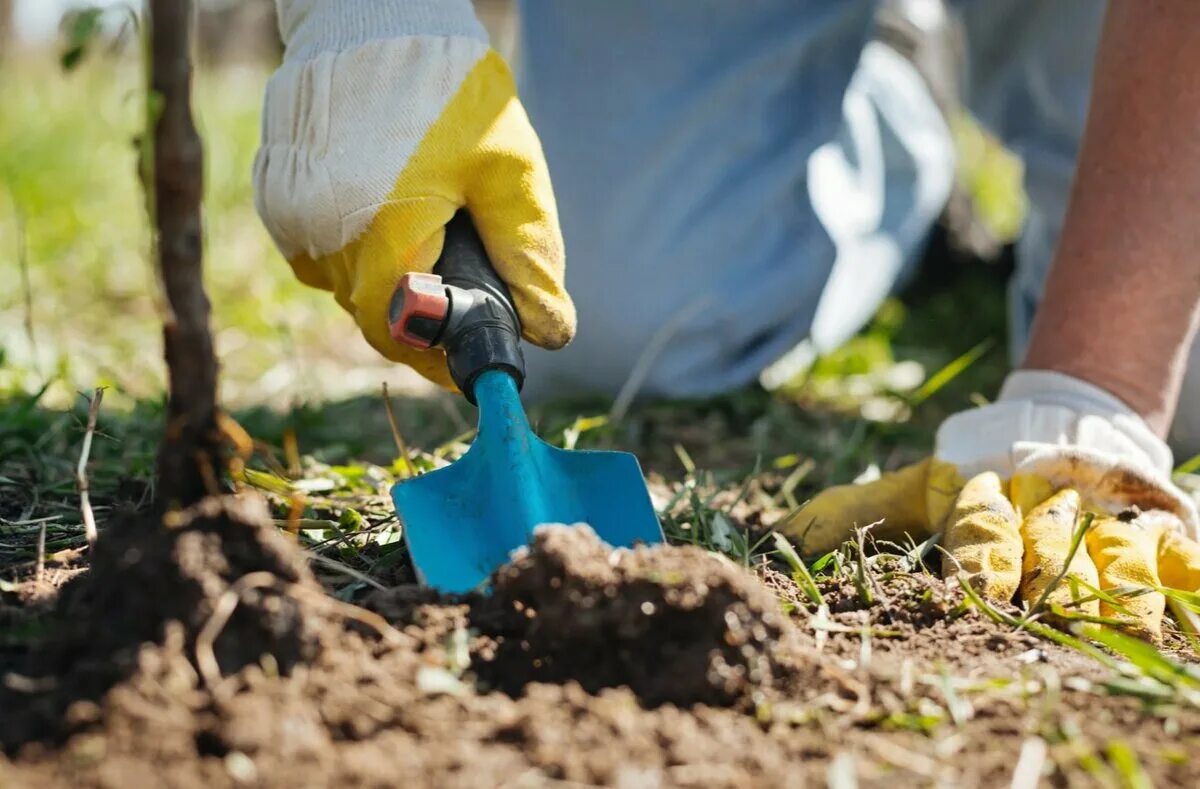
[515,1,954,401]
[960,0,1200,453]
[777,19,958,388]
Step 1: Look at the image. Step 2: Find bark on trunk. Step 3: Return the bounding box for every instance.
[150,0,223,509]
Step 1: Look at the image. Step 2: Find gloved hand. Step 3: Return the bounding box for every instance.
[253,0,575,388]
[786,370,1200,640]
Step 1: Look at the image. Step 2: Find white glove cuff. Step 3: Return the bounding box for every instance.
[277,0,488,63]
[937,370,1174,477]
[998,370,1173,474]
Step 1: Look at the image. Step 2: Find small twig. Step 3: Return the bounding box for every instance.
[196,572,406,692]
[216,411,254,460]
[306,552,387,592]
[852,522,881,605]
[35,521,46,583]
[0,515,60,529]
[75,387,106,549]
[283,427,301,478]
[195,451,221,496]
[3,673,58,694]
[381,383,417,477]
[291,583,405,645]
[195,572,279,691]
[286,492,305,538]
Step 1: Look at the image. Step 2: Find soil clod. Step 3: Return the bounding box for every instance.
[473,525,805,708]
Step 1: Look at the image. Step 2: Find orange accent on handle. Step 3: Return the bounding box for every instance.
[390,273,449,349]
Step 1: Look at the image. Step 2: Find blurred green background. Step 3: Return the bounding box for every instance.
[0,1,446,416]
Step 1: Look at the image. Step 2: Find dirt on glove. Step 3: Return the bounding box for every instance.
[1,510,1198,788]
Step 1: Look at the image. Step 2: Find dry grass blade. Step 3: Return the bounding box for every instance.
[306,551,388,592]
[852,523,880,605]
[75,386,105,549]
[196,571,406,696]
[382,382,417,478]
[771,532,825,607]
[1023,512,1095,623]
[195,571,280,691]
[908,338,994,407]
[1009,737,1048,789]
[608,294,714,424]
[35,521,46,583]
[291,584,406,646]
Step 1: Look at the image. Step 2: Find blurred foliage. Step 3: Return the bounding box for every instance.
[58,6,105,71]
[952,113,1028,245]
[0,52,413,412]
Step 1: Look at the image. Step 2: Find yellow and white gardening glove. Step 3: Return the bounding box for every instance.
[253,0,575,388]
[786,371,1200,641]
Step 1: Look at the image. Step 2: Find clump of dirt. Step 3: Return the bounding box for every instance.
[470,525,809,708]
[0,494,325,748]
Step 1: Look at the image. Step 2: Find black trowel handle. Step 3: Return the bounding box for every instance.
[388,211,525,404]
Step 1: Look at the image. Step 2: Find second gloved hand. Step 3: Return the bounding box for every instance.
[785,371,1200,640]
[254,1,575,388]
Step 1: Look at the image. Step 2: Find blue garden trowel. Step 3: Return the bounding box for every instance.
[387,211,664,593]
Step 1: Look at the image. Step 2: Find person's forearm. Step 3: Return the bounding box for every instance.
[1023,0,1200,435]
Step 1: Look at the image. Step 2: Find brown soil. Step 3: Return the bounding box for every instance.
[470,526,805,708]
[1,507,1198,788]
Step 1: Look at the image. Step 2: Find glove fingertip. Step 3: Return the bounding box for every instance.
[944,471,1022,602]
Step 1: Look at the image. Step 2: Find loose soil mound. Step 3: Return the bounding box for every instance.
[471,525,808,707]
[0,495,324,747]
[2,518,1198,787]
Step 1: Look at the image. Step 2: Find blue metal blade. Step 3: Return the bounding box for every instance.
[391,370,664,593]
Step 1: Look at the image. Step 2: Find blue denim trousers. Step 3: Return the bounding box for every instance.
[514,1,1200,452]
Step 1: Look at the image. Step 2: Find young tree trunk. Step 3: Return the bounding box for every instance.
[150,0,223,509]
